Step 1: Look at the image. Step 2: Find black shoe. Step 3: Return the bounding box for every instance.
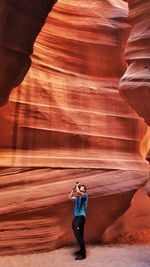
[74,250,82,256]
[75,254,86,260]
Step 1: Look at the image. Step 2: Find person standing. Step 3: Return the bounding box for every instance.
[69,182,88,260]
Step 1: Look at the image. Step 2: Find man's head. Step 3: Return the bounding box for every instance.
[79,184,86,192]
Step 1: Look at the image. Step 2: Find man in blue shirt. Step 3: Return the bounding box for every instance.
[69,182,88,260]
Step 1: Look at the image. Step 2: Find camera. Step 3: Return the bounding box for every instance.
[76,182,81,188]
[73,182,80,191]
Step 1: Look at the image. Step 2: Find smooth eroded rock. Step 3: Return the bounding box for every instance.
[119,0,150,126]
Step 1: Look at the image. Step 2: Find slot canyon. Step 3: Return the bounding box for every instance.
[0,0,150,262]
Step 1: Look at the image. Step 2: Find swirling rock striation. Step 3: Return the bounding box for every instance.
[0,167,147,255]
[0,0,149,255]
[103,186,150,244]
[0,0,57,105]
[119,0,150,126]
[0,0,147,170]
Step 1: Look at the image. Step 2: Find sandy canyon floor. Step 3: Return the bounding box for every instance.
[0,245,150,267]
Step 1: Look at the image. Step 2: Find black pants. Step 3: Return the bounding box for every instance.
[72,216,86,255]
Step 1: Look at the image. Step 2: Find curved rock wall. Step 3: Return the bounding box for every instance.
[0,0,147,170]
[0,0,57,105]
[0,0,149,255]
[119,0,150,126]
[103,186,150,244]
[0,167,147,255]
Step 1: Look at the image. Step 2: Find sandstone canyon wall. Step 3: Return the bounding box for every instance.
[0,0,149,255]
[0,0,147,169]
[110,0,150,244]
[103,186,150,244]
[119,0,150,126]
[0,0,57,106]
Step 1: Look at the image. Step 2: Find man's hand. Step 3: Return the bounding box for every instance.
[76,184,84,197]
[69,189,76,200]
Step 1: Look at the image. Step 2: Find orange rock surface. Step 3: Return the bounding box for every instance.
[0,0,147,169]
[0,167,147,255]
[103,186,150,244]
[0,0,57,105]
[119,0,150,126]
[0,0,149,255]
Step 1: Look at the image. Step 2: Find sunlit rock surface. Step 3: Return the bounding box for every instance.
[0,0,147,169]
[119,0,150,126]
[0,0,149,255]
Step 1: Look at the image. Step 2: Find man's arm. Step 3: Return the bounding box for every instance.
[69,189,76,200]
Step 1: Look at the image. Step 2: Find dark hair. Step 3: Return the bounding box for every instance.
[80,184,86,191]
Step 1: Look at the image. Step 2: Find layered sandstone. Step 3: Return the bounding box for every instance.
[103,186,150,244]
[0,0,147,170]
[0,0,149,255]
[0,167,147,255]
[119,0,150,126]
[0,0,57,105]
